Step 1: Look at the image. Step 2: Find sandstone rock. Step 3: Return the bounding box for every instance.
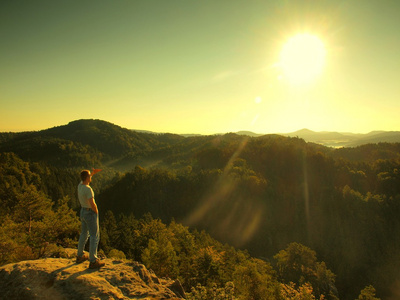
[0,250,185,300]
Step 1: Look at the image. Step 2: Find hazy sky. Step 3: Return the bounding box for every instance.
[1,0,399,134]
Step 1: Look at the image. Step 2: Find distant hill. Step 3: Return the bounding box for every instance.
[1,120,399,169]
[284,128,400,147]
[0,119,223,170]
[214,129,400,147]
[40,119,185,156]
[133,129,203,138]
[0,119,187,168]
[235,131,264,137]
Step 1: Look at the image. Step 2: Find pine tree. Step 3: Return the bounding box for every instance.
[13,185,53,234]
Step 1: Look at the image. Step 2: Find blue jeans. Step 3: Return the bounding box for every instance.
[77,208,100,263]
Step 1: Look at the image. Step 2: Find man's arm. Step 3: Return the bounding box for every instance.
[92,168,102,176]
[88,198,98,214]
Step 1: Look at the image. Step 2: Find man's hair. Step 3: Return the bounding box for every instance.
[80,170,91,181]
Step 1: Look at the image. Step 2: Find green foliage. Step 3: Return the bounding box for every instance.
[0,152,41,217]
[280,282,321,300]
[0,216,35,263]
[274,243,337,299]
[41,196,80,247]
[168,220,196,255]
[192,246,225,287]
[0,157,80,265]
[142,237,179,278]
[42,243,72,258]
[0,196,80,266]
[356,285,380,300]
[233,258,281,299]
[108,249,126,260]
[0,136,103,167]
[113,213,140,260]
[99,210,119,254]
[187,282,237,300]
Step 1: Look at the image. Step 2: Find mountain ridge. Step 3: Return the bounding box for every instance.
[1,119,398,148]
[0,119,399,169]
[282,128,400,147]
[131,126,400,147]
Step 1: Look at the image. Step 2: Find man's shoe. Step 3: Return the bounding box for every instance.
[89,259,105,269]
[76,253,88,264]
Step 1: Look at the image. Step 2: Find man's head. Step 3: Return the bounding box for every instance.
[80,170,91,183]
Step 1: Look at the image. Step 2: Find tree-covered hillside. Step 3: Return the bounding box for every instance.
[96,133,400,299]
[1,119,398,299]
[0,119,186,168]
[0,152,342,300]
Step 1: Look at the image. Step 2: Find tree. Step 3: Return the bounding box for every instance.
[233,258,280,300]
[142,236,179,278]
[192,246,225,287]
[100,210,118,254]
[275,243,318,284]
[280,282,319,300]
[187,282,237,300]
[357,285,380,300]
[0,216,32,264]
[40,196,80,247]
[168,220,197,288]
[108,249,126,259]
[274,243,337,299]
[1,190,80,263]
[168,220,195,255]
[0,152,40,217]
[114,213,139,259]
[13,185,53,234]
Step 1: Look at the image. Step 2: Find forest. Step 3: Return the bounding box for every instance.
[1,119,399,299]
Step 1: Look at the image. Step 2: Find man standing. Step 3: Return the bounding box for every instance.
[76,169,105,268]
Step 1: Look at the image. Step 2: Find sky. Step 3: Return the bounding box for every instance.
[1,0,400,135]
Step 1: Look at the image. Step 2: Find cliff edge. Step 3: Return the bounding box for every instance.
[0,249,185,300]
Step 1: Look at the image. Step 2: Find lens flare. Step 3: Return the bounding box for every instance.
[184,137,265,247]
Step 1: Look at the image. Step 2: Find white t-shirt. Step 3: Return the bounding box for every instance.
[78,182,94,208]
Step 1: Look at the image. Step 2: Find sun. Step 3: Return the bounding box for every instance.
[280,33,326,85]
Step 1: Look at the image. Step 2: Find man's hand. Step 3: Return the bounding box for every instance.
[92,168,102,176]
[88,198,98,214]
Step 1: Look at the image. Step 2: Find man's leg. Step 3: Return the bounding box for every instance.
[86,210,100,263]
[77,209,89,257]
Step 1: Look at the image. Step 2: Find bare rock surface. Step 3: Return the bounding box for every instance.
[0,249,185,300]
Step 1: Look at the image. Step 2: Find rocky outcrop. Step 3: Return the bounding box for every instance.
[0,249,185,300]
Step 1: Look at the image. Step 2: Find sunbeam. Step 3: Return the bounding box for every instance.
[184,137,265,247]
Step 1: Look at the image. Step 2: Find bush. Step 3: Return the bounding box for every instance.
[186,282,237,300]
[108,249,126,260]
